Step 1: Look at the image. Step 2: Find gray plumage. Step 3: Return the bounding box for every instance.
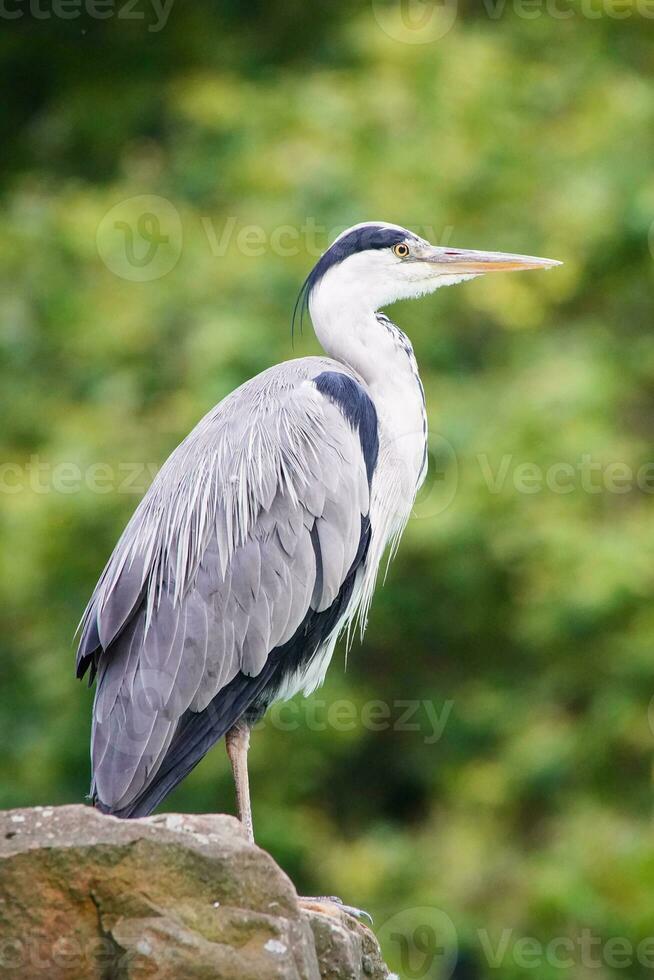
[78,356,373,813]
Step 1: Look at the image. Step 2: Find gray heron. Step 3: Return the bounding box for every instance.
[77,222,559,846]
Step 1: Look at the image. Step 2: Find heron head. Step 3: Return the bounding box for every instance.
[301,221,561,321]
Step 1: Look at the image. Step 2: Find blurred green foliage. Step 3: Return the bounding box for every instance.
[2,2,654,976]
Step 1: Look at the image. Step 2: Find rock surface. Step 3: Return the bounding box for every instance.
[0,805,390,980]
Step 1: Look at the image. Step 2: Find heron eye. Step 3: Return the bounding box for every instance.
[393,242,410,258]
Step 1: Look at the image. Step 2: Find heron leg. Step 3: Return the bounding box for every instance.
[225,722,254,844]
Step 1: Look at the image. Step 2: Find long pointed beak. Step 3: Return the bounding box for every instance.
[421,245,562,274]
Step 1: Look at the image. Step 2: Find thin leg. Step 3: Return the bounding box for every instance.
[225,723,254,844]
[225,724,368,921]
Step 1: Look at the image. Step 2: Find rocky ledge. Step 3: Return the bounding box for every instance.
[0,804,390,980]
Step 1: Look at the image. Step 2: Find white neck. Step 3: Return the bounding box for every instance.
[308,256,431,630]
[308,265,428,498]
[309,273,403,388]
[312,311,387,386]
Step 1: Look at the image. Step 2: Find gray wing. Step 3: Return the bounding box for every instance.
[76,358,377,814]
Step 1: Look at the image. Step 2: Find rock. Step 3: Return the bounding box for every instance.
[0,805,390,980]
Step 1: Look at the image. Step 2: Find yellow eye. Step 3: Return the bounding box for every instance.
[393,242,410,258]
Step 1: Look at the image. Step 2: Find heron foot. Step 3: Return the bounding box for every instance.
[298,895,373,924]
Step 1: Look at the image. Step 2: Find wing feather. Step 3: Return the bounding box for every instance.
[78,358,378,813]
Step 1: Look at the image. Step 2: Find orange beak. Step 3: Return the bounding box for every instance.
[421,245,562,274]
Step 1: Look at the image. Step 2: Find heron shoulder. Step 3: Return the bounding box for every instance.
[76,355,377,682]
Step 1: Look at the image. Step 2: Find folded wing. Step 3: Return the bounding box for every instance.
[76,360,378,816]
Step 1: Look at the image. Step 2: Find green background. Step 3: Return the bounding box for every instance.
[2,2,654,976]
